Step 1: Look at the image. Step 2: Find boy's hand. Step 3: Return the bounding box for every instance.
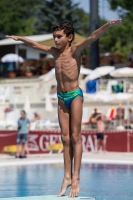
[6,35,19,41]
[109,19,122,27]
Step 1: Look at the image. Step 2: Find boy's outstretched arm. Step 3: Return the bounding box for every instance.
[75,19,121,52]
[6,35,55,54]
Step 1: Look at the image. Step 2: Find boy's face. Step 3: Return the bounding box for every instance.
[53,29,73,49]
[21,111,25,118]
[97,116,102,121]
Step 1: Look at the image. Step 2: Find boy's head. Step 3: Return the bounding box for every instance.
[52,21,75,48]
[97,116,102,121]
[20,110,26,118]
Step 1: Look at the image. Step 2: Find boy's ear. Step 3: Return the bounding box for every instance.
[68,34,73,42]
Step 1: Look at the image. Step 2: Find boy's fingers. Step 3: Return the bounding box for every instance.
[116,19,121,23]
[6,35,10,38]
[111,19,121,24]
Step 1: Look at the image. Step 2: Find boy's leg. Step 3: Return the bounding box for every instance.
[21,144,25,156]
[69,96,83,198]
[103,137,106,153]
[97,139,100,152]
[16,144,20,157]
[16,135,20,157]
[25,141,30,154]
[21,135,28,156]
[58,101,73,197]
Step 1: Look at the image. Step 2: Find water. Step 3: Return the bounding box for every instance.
[0,163,133,200]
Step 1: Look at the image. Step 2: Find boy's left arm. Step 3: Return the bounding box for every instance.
[75,19,121,52]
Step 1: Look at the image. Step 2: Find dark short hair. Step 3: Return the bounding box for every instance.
[52,21,75,43]
[97,116,102,121]
[21,110,26,115]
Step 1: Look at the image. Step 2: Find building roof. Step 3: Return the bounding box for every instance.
[0,33,85,46]
[0,34,53,46]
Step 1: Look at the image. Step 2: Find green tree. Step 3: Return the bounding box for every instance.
[0,0,38,35]
[107,0,133,18]
[99,18,133,58]
[102,0,133,60]
[72,8,90,55]
[34,0,86,34]
[72,8,89,37]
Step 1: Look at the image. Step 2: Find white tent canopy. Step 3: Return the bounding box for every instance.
[110,67,133,77]
[1,53,24,63]
[45,54,54,59]
[80,67,92,75]
[84,66,115,82]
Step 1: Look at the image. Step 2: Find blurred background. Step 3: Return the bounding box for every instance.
[0,0,133,154]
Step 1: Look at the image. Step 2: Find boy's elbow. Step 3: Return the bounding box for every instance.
[32,42,40,49]
[92,35,97,42]
[32,44,38,49]
[89,35,97,43]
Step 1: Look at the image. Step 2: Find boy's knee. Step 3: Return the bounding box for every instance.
[61,131,70,145]
[71,131,82,145]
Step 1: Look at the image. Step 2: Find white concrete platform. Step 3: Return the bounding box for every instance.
[0,152,133,167]
[0,195,96,200]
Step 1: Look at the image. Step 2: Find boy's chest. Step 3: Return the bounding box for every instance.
[97,121,104,127]
[55,56,76,68]
[55,52,80,71]
[54,51,81,79]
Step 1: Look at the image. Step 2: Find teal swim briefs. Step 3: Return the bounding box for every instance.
[57,88,83,109]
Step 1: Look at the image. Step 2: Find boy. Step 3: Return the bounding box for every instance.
[94,113,109,153]
[7,19,121,197]
[16,110,30,158]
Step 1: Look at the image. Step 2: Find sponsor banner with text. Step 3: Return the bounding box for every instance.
[0,130,133,153]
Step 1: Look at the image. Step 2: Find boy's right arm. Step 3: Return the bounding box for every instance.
[94,114,102,122]
[6,35,55,55]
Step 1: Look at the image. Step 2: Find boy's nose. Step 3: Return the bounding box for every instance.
[54,38,58,42]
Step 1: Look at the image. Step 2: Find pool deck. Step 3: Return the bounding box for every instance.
[0,152,133,167]
[0,195,96,200]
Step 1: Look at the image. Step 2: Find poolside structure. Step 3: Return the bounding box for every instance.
[0,195,96,200]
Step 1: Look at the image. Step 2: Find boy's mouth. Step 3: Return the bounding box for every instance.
[56,43,61,48]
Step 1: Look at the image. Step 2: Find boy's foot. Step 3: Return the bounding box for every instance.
[57,177,71,197]
[15,155,20,158]
[20,155,27,158]
[68,175,80,198]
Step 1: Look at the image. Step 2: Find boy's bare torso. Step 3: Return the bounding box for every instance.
[97,120,105,132]
[6,19,122,198]
[53,46,81,92]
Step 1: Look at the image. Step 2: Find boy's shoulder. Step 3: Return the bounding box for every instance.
[50,46,59,56]
[51,45,81,58]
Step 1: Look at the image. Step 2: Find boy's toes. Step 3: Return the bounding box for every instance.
[75,192,78,197]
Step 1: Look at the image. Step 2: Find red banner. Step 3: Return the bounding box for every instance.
[0,130,133,153]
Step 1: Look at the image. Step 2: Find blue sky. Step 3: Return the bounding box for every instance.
[72,0,119,21]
